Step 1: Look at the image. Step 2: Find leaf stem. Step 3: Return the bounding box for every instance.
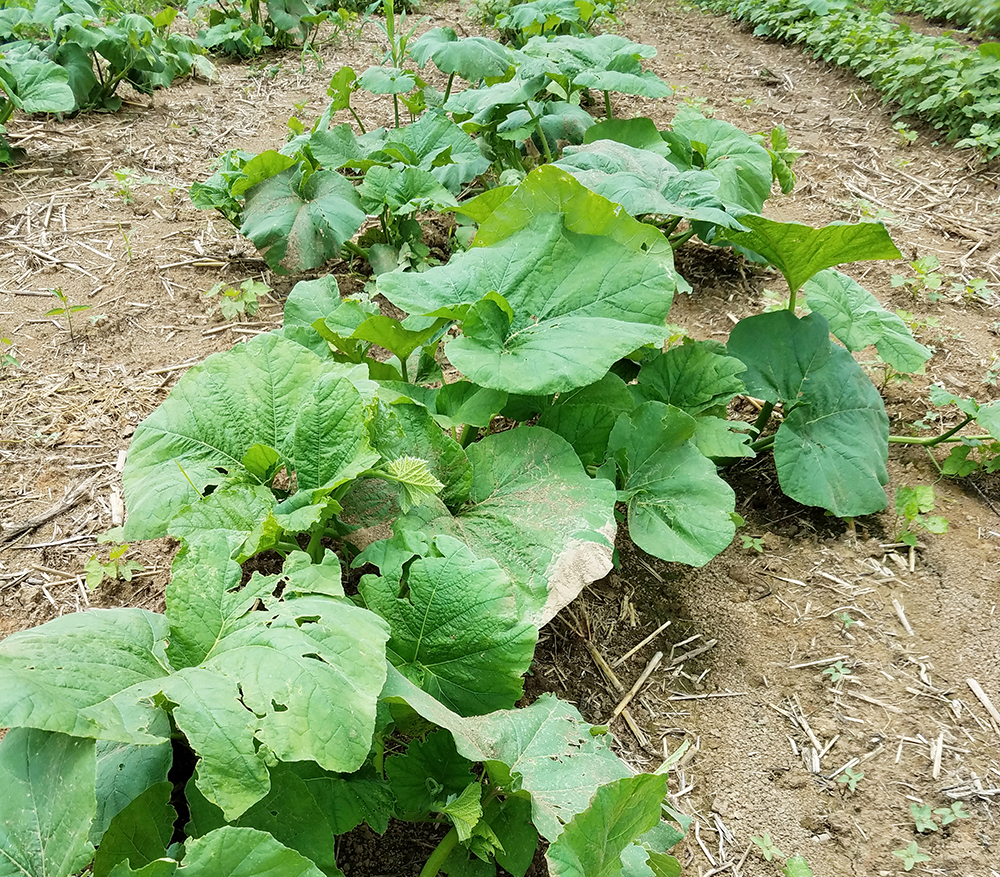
[458,423,479,448]
[524,103,553,163]
[418,827,459,877]
[603,90,612,118]
[887,421,986,446]
[342,240,369,259]
[668,228,697,249]
[444,72,455,102]
[751,401,775,438]
[749,432,776,453]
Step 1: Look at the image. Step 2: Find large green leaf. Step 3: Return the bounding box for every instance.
[380,671,632,843]
[411,28,513,81]
[360,535,537,715]
[1,55,76,113]
[608,402,737,566]
[385,730,477,815]
[92,741,173,845]
[555,141,745,228]
[0,609,172,742]
[728,311,889,515]
[634,341,746,415]
[802,268,930,373]
[167,485,278,562]
[378,213,676,394]
[0,729,96,877]
[240,165,366,273]
[546,774,670,877]
[443,72,548,125]
[176,827,327,877]
[282,275,342,331]
[389,426,616,625]
[723,214,903,294]
[93,782,176,877]
[461,164,674,257]
[357,165,458,217]
[378,380,508,430]
[670,110,773,213]
[186,762,391,875]
[537,373,635,468]
[122,333,377,540]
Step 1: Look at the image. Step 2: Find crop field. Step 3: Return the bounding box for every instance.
[1,0,1000,874]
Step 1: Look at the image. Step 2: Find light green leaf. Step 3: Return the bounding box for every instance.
[441,782,484,843]
[179,826,327,877]
[723,214,903,294]
[411,28,513,81]
[609,402,737,566]
[635,341,746,415]
[360,535,537,715]
[384,455,445,512]
[729,311,889,515]
[0,729,96,877]
[282,275,342,330]
[4,57,76,114]
[357,165,458,216]
[0,609,171,742]
[443,73,548,124]
[167,484,277,562]
[93,782,176,877]
[386,730,477,815]
[802,268,930,373]
[537,373,635,468]
[357,65,415,95]
[92,741,173,845]
[392,426,616,625]
[546,774,670,877]
[378,213,676,394]
[240,166,366,273]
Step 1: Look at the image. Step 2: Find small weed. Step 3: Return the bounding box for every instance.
[740,534,765,553]
[894,309,940,337]
[731,95,755,110]
[948,276,992,303]
[893,121,918,145]
[44,288,91,340]
[836,611,861,631]
[1,336,19,371]
[823,660,851,683]
[893,840,930,871]
[91,167,156,205]
[205,279,268,320]
[837,765,864,792]
[84,543,144,590]
[911,803,938,833]
[891,254,944,301]
[934,801,971,826]
[751,833,785,862]
[894,485,949,547]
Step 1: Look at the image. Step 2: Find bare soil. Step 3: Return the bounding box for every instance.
[2,2,1000,876]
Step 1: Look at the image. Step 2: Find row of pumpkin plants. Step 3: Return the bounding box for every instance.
[700,0,1000,160]
[5,6,1000,877]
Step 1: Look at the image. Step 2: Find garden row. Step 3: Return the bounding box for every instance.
[862,0,1000,37]
[700,0,1000,160]
[3,2,1000,877]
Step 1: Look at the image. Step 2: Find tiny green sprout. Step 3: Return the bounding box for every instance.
[895,485,949,548]
[893,121,918,146]
[836,611,860,630]
[823,660,852,683]
[205,279,268,321]
[911,803,938,833]
[893,840,930,871]
[83,543,144,590]
[837,765,864,792]
[782,856,814,877]
[933,801,971,826]
[1,337,18,371]
[44,288,91,340]
[751,833,785,862]
[740,534,765,553]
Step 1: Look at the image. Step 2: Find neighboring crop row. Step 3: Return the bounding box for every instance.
[864,0,1000,36]
[701,0,1000,160]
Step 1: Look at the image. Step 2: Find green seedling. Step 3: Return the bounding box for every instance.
[0,337,18,371]
[911,803,937,833]
[893,121,918,145]
[782,857,814,877]
[751,833,785,862]
[83,543,144,590]
[740,534,765,552]
[893,840,930,871]
[894,485,949,547]
[891,254,944,300]
[205,279,267,320]
[836,611,860,631]
[949,276,991,303]
[933,801,971,826]
[44,288,91,340]
[822,660,851,683]
[838,765,864,792]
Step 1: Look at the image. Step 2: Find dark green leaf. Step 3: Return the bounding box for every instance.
[93,782,176,877]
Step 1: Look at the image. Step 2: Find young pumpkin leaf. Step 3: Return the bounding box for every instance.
[378,213,677,394]
[608,402,737,566]
[546,774,670,877]
[0,729,96,877]
[282,275,342,331]
[357,65,416,95]
[240,165,366,273]
[802,268,930,373]
[92,741,173,846]
[729,311,889,515]
[385,730,477,815]
[360,535,538,715]
[411,28,513,81]
[92,782,176,877]
[723,214,903,294]
[634,341,747,415]
[357,165,458,216]
[443,72,549,124]
[378,380,509,430]
[170,826,327,877]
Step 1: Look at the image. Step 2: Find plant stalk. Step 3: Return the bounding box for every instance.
[524,103,553,163]
[444,72,456,102]
[604,90,612,118]
[668,228,697,249]
[458,423,479,448]
[418,827,459,877]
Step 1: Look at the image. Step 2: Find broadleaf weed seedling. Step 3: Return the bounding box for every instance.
[837,765,864,792]
[893,840,930,871]
[83,543,144,590]
[751,833,785,862]
[1,336,18,371]
[822,660,851,683]
[933,801,970,826]
[891,254,944,300]
[44,288,91,340]
[895,485,949,547]
[205,279,268,320]
[911,803,938,833]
